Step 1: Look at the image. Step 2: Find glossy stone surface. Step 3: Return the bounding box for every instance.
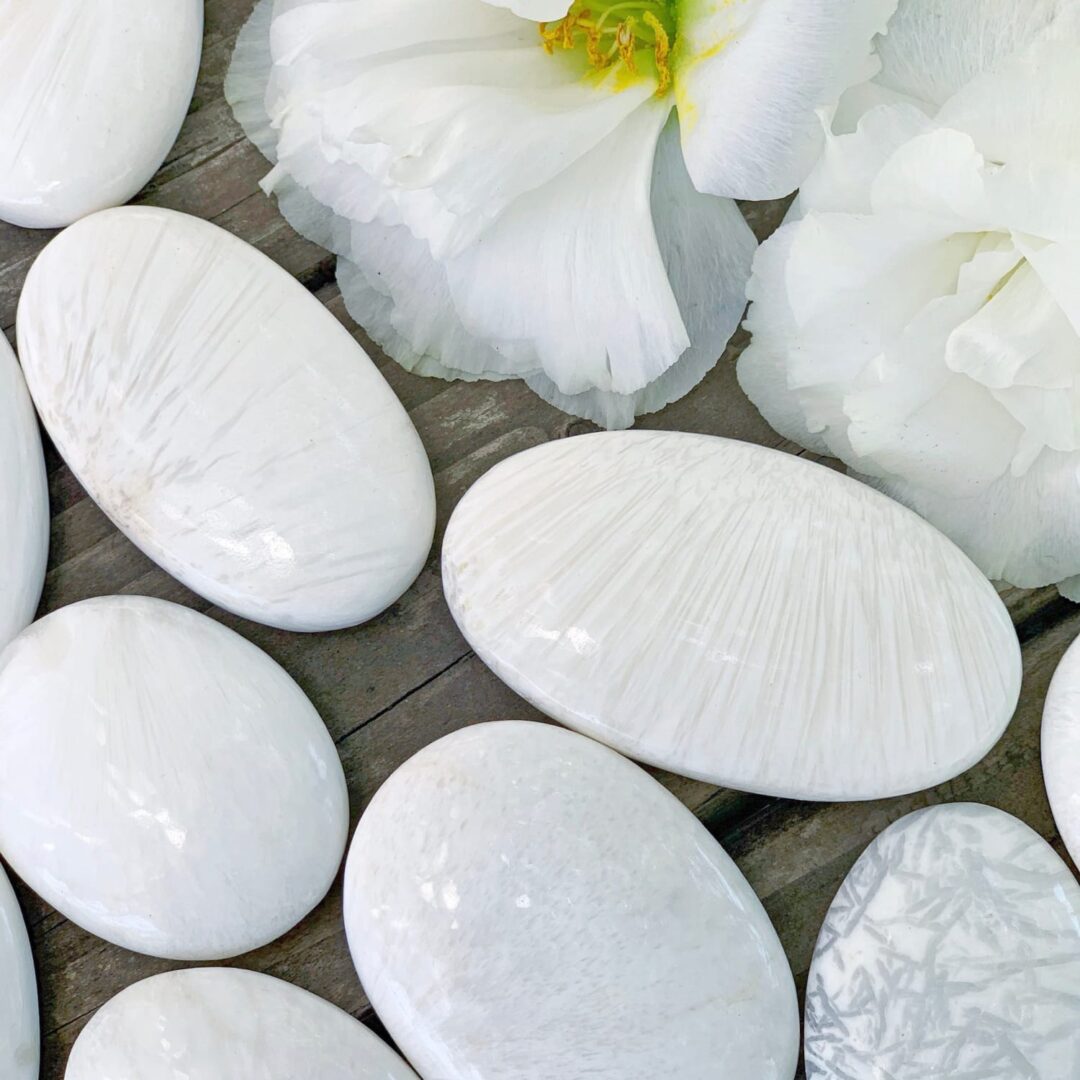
[0,337,47,652]
[0,596,348,960]
[0,1,202,228]
[443,431,1021,800]
[806,803,1080,1078]
[0,864,37,1080]
[66,968,418,1079]
[345,721,799,1080]
[1042,633,1080,870]
[17,206,435,632]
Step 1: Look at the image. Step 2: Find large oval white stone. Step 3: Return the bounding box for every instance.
[18,206,435,631]
[0,1,202,228]
[1042,633,1080,870]
[0,337,47,652]
[0,865,37,1080]
[442,431,1021,800]
[66,968,418,1079]
[806,803,1080,1077]
[345,721,799,1080]
[0,595,349,960]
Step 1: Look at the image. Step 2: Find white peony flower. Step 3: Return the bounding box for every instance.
[738,3,1080,597]
[226,0,895,429]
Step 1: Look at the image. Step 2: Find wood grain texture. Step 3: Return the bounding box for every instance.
[0,3,1074,1077]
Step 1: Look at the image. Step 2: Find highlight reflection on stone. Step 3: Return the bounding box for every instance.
[0,864,36,1080]
[0,596,349,960]
[806,803,1080,1079]
[345,721,799,1080]
[17,206,435,632]
[0,0,203,228]
[65,968,418,1079]
[443,431,1021,800]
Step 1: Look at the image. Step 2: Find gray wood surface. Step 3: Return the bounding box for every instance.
[1,3,1074,1076]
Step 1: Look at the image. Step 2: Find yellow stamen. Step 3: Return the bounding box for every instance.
[537,0,676,96]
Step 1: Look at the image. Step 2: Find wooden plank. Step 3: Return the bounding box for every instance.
[0,2,1075,1078]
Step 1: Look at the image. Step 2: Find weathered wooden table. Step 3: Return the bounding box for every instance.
[1,4,1073,1077]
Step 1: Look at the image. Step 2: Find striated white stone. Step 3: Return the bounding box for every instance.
[0,1,203,228]
[806,803,1080,1078]
[345,721,799,1080]
[442,431,1022,800]
[1042,632,1080,870]
[0,337,47,652]
[0,864,37,1080]
[65,968,418,1079]
[17,206,435,632]
[0,595,349,960]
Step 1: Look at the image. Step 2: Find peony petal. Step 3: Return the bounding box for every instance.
[443,99,688,400]
[1021,239,1080,338]
[799,104,934,215]
[676,0,896,200]
[871,0,1080,112]
[937,40,1080,166]
[843,292,1024,493]
[867,448,1080,590]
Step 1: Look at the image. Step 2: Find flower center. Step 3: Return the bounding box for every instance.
[539,1,676,95]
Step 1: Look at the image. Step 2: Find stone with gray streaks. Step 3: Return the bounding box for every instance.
[442,431,1021,800]
[17,206,435,631]
[805,803,1080,1079]
[0,0,202,228]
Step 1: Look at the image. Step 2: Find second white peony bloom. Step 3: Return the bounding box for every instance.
[227,0,895,428]
[739,5,1080,598]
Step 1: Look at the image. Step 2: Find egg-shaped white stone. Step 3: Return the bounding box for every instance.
[0,337,47,652]
[66,968,417,1079]
[806,803,1080,1077]
[0,595,348,960]
[17,206,435,631]
[0,864,37,1080]
[0,1,203,228]
[345,721,799,1080]
[1042,633,1080,870]
[442,431,1021,801]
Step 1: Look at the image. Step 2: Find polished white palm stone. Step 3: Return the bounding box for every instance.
[442,431,1021,800]
[0,864,37,1080]
[345,721,799,1080]
[65,968,418,1079]
[1042,633,1080,870]
[0,1,202,228]
[17,206,435,632]
[0,595,348,960]
[805,803,1080,1078]
[0,337,48,652]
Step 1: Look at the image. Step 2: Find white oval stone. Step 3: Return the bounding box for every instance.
[0,1,202,228]
[0,337,48,652]
[442,431,1021,800]
[345,721,799,1080]
[806,803,1080,1077]
[18,206,435,631]
[1042,633,1080,870]
[0,864,37,1080]
[0,595,349,960]
[66,968,418,1079]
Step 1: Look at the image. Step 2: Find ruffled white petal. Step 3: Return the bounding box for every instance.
[872,0,1080,111]
[476,0,571,20]
[741,31,1080,594]
[936,39,1080,167]
[867,450,1080,591]
[675,0,897,200]
[443,100,688,400]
